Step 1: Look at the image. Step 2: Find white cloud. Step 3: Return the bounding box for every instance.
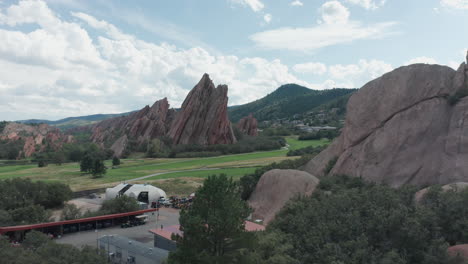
[344,0,387,10]
[229,0,264,12]
[328,59,393,82]
[263,13,272,23]
[290,0,304,6]
[0,0,313,120]
[319,1,350,24]
[404,56,438,65]
[250,21,396,52]
[440,0,468,10]
[293,63,327,75]
[250,1,397,52]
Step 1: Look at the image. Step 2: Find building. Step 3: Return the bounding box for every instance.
[0,209,157,241]
[149,221,265,252]
[106,183,167,207]
[98,235,168,264]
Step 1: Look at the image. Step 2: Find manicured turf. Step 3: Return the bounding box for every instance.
[146,167,260,180]
[0,137,330,190]
[286,137,330,150]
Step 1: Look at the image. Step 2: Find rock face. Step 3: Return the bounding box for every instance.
[248,169,319,224]
[237,114,258,136]
[88,74,236,156]
[90,98,174,157]
[0,123,73,158]
[168,73,236,145]
[305,59,468,187]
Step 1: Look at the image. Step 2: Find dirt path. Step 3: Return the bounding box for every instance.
[127,167,221,182]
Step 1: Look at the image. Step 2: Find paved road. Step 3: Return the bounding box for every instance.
[56,208,180,248]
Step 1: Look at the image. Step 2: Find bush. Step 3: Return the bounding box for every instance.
[265,175,463,264]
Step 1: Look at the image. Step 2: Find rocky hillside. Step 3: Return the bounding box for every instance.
[305,56,468,187]
[86,74,236,157]
[228,84,356,122]
[0,122,73,158]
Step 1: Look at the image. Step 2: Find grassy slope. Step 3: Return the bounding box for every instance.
[0,137,329,191]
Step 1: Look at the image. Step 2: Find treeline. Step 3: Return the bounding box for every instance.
[287,145,326,156]
[33,143,114,167]
[168,174,468,264]
[298,129,340,140]
[145,136,286,159]
[0,231,106,263]
[0,139,25,160]
[263,175,468,264]
[0,178,71,227]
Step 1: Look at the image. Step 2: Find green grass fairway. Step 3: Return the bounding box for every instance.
[0,137,329,191]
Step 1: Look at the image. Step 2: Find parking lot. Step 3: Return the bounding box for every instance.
[56,208,180,248]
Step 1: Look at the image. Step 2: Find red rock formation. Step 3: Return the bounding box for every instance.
[168,73,237,145]
[305,58,468,187]
[0,123,73,158]
[237,113,258,136]
[89,98,174,157]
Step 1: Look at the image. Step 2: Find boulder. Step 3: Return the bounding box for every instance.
[305,60,468,187]
[248,169,319,224]
[448,244,468,261]
[237,113,258,136]
[168,73,236,145]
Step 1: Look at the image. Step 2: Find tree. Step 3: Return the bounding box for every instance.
[80,152,93,173]
[100,195,140,214]
[61,204,81,220]
[169,174,252,264]
[91,159,106,178]
[112,156,121,166]
[38,159,48,167]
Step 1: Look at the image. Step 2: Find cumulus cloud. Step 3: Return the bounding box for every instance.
[404,56,438,65]
[290,0,304,6]
[440,0,468,10]
[319,1,350,24]
[344,0,387,10]
[0,0,313,120]
[229,0,264,12]
[250,1,397,52]
[263,13,272,23]
[293,63,327,75]
[328,59,393,82]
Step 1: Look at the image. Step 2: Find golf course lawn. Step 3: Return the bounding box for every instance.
[0,137,329,191]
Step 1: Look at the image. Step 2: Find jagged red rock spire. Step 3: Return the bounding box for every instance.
[168,73,237,145]
[237,113,258,136]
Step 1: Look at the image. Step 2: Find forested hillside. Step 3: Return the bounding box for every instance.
[228,84,356,122]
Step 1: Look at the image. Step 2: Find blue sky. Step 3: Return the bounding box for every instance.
[0,0,466,120]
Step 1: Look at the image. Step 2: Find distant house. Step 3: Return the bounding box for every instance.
[149,221,265,252]
[98,235,168,264]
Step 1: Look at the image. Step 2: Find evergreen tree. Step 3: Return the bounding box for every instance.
[169,174,253,264]
[112,156,120,166]
[91,159,106,178]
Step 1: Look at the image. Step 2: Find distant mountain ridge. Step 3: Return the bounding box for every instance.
[228,84,357,122]
[17,111,136,130]
[16,83,356,129]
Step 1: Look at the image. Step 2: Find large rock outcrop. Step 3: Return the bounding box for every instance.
[305,57,468,187]
[237,114,258,136]
[89,98,174,157]
[0,123,73,158]
[168,73,236,145]
[87,74,237,157]
[248,169,319,224]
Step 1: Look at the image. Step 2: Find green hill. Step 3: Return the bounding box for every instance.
[18,112,135,130]
[228,84,356,122]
